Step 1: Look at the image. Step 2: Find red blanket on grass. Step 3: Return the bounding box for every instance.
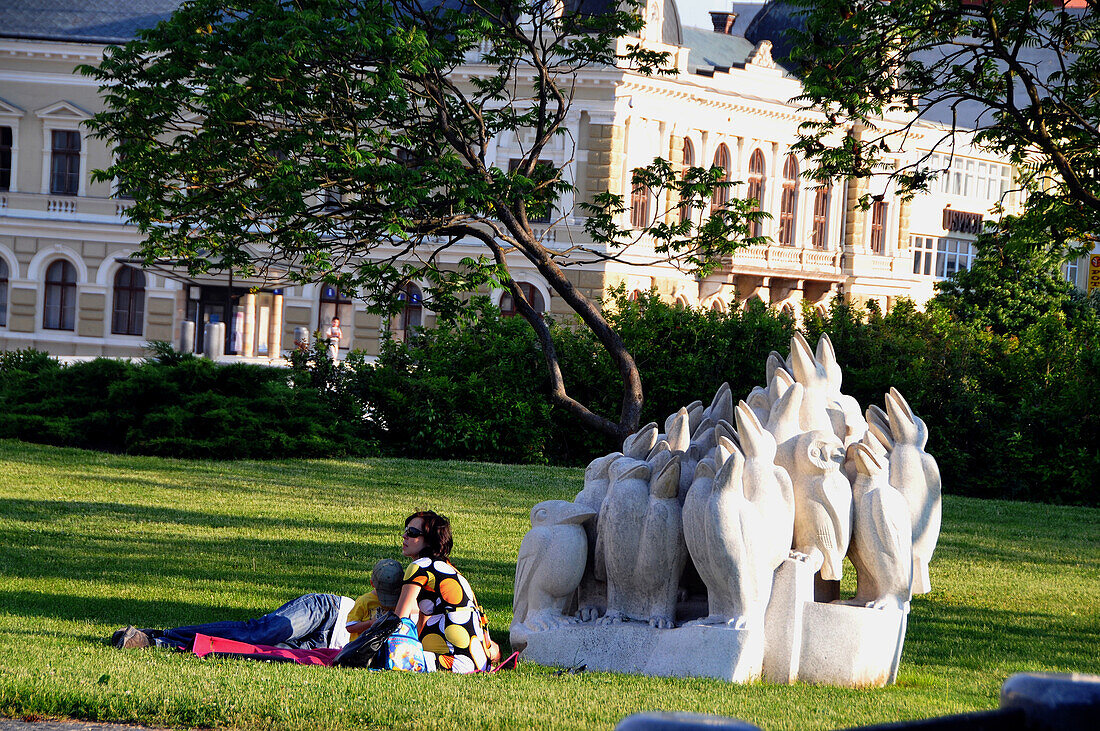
[191,633,341,666]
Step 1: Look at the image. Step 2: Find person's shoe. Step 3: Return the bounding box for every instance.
[110,626,150,649]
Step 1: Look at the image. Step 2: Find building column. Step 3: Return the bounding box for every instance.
[269,292,283,359]
[242,292,256,357]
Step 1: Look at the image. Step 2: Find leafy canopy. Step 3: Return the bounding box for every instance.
[788,0,1099,254]
[82,0,757,319]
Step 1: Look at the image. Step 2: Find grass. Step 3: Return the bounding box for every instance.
[0,438,1097,731]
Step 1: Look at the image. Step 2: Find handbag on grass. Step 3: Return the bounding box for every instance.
[332,611,401,668]
[385,617,428,672]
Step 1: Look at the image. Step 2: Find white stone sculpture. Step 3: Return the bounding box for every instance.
[788,332,836,433]
[734,402,795,574]
[683,443,778,630]
[766,381,852,582]
[511,500,597,650]
[596,454,686,627]
[515,335,942,688]
[816,333,870,447]
[882,388,942,595]
[845,442,914,611]
[703,382,734,425]
[623,421,659,459]
[664,407,691,454]
[573,452,621,620]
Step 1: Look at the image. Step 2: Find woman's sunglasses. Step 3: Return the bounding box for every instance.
[403,526,426,539]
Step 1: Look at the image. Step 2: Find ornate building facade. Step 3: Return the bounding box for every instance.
[0,1,1023,360]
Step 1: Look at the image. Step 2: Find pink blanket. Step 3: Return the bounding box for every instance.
[191,633,341,666]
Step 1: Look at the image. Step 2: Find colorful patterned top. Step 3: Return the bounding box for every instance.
[402,557,490,673]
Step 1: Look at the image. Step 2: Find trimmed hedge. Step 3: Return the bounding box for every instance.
[1,284,1095,506]
[0,349,370,459]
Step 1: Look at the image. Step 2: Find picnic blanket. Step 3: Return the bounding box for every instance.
[191,633,340,666]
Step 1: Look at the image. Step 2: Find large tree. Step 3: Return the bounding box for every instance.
[787,0,1099,255]
[83,0,762,440]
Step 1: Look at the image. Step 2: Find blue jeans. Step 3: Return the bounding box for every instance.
[156,593,346,650]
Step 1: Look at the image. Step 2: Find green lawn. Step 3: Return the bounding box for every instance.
[0,439,1097,731]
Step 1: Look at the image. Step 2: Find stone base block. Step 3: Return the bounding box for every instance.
[796,602,907,688]
[521,621,764,682]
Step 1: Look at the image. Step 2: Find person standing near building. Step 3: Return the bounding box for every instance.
[324,316,343,360]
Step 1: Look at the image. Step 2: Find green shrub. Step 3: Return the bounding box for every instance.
[804,298,1099,506]
[0,351,372,459]
[345,301,556,464]
[345,290,794,465]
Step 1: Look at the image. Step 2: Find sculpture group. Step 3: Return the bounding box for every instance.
[511,333,942,686]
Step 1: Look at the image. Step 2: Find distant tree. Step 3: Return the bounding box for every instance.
[82,0,764,440]
[787,0,1099,254]
[932,216,1088,335]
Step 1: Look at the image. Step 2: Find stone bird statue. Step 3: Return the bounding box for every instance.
[510,499,597,650]
[846,442,913,611]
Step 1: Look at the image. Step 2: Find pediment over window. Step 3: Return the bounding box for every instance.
[0,97,26,119]
[34,100,92,122]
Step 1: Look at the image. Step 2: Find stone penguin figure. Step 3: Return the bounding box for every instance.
[510,500,597,651]
[883,387,942,595]
[596,454,686,628]
[767,382,853,581]
[734,401,795,573]
[788,332,835,433]
[846,442,914,611]
[816,333,869,447]
[573,452,622,620]
[682,442,775,630]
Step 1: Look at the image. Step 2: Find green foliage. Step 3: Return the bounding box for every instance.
[81,0,767,439]
[933,220,1086,336]
[0,353,371,459]
[788,0,1100,250]
[804,298,1099,506]
[553,286,795,449]
[348,290,794,464]
[345,300,557,464]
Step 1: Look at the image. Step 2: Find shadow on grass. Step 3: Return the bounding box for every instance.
[904,601,1100,673]
[0,497,395,533]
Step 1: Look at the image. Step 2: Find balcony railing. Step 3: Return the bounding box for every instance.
[722,243,843,276]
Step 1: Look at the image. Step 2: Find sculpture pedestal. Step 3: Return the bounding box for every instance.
[521,621,764,682]
[763,556,908,688]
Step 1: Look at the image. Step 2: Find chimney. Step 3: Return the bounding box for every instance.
[709,10,738,35]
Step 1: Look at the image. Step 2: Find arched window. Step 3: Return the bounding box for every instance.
[500,282,546,316]
[0,258,8,327]
[43,259,77,331]
[747,149,766,237]
[710,298,726,313]
[630,182,650,229]
[812,186,831,250]
[710,144,731,214]
[778,155,799,245]
[680,138,695,224]
[395,282,422,334]
[111,265,145,335]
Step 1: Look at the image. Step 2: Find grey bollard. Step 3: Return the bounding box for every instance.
[203,322,225,359]
[179,320,195,354]
[1001,672,1100,731]
[616,712,762,731]
[293,326,310,351]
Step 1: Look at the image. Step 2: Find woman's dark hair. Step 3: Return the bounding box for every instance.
[405,510,452,561]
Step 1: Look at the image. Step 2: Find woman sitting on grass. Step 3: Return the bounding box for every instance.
[397,510,501,673]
